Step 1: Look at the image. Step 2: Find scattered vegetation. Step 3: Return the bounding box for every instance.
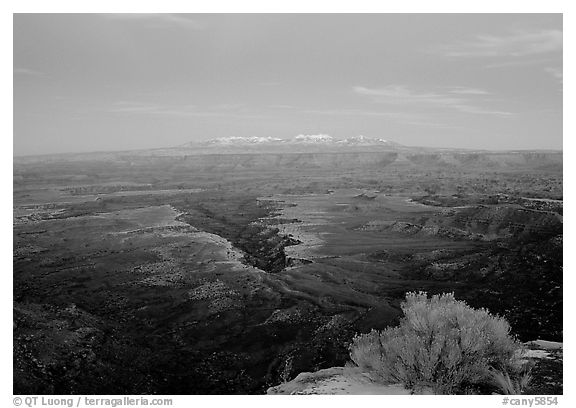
[349,292,527,394]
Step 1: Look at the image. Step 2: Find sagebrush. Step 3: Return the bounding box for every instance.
[349,292,526,394]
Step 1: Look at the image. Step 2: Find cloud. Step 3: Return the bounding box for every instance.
[99,14,205,30]
[109,101,160,113]
[545,67,563,82]
[448,87,490,95]
[353,85,512,116]
[433,29,562,58]
[14,67,46,77]
[483,58,552,69]
[269,104,295,109]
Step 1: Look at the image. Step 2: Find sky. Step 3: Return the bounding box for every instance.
[13,13,563,155]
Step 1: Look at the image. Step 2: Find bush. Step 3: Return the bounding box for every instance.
[489,366,533,395]
[349,292,525,394]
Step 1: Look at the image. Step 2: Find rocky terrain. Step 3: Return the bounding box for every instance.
[13,140,562,394]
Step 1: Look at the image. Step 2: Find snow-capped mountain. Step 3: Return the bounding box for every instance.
[176,134,402,154]
[337,135,398,146]
[206,136,284,145]
[183,134,399,147]
[293,134,334,144]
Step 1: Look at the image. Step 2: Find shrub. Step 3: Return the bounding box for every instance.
[349,292,525,394]
[489,366,533,395]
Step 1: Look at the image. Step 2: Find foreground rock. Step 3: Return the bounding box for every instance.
[268,341,562,395]
[267,367,432,395]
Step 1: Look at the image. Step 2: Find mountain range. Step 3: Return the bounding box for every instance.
[180,134,401,150]
[182,134,399,147]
